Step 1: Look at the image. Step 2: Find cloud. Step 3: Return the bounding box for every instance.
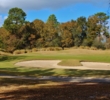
[0,0,107,13]
[0,0,107,26]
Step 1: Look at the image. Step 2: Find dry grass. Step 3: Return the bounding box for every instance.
[0,78,110,100]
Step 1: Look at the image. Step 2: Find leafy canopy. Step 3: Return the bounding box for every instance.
[3,7,26,34]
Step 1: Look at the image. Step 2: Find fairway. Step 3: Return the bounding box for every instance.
[1,49,110,100]
[1,48,110,77]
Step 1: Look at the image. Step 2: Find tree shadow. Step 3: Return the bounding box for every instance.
[0,82,110,100]
[64,69,110,77]
[0,55,26,61]
[0,67,56,77]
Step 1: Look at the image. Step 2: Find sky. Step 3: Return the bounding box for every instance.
[0,0,109,27]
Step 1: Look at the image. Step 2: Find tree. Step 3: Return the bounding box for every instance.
[32,19,44,36]
[47,14,59,28]
[43,22,61,47]
[32,19,45,47]
[60,21,75,47]
[41,14,61,47]
[73,17,87,46]
[3,7,26,34]
[86,15,101,46]
[85,12,109,47]
[0,27,9,49]
[95,12,109,37]
[17,21,37,49]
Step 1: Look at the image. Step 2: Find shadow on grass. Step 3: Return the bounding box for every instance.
[64,69,110,77]
[0,55,26,62]
[0,82,110,100]
[0,67,56,76]
[0,67,110,78]
[0,78,45,86]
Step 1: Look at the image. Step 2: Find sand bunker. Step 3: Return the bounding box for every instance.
[15,60,110,70]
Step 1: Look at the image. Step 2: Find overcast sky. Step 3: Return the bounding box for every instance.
[0,0,109,26]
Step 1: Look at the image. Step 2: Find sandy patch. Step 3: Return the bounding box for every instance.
[15,60,110,70]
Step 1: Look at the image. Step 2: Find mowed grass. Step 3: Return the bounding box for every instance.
[58,59,82,66]
[0,48,110,77]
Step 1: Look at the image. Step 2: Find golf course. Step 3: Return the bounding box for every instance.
[1,48,110,77]
[1,48,110,100]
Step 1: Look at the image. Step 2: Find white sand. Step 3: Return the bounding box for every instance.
[15,60,110,70]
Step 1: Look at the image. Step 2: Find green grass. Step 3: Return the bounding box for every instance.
[0,49,110,77]
[58,59,82,66]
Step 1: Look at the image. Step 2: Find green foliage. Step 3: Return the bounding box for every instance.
[1,7,110,52]
[3,7,26,34]
[105,38,110,49]
[92,40,105,50]
[60,21,74,47]
[72,17,87,46]
[43,15,61,47]
[47,14,59,28]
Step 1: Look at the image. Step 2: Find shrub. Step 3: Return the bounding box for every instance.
[92,40,105,50]
[13,49,27,54]
[40,48,47,51]
[90,47,98,50]
[46,47,54,51]
[26,49,32,53]
[54,47,62,51]
[72,46,78,49]
[32,48,38,52]
[84,46,90,50]
[105,38,110,49]
[78,46,85,49]
[20,49,27,53]
[46,47,62,51]
[13,50,21,54]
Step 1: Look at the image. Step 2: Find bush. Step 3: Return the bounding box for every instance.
[32,48,38,52]
[46,47,62,51]
[26,49,32,53]
[20,49,27,53]
[84,46,90,50]
[54,47,62,51]
[13,49,27,54]
[78,46,85,49]
[13,50,21,54]
[90,47,98,50]
[46,47,54,51]
[39,48,47,51]
[105,38,110,49]
[92,40,105,50]
[72,46,78,49]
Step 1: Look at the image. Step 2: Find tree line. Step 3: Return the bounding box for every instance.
[0,7,110,53]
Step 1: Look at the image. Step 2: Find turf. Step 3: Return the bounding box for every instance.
[0,49,110,77]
